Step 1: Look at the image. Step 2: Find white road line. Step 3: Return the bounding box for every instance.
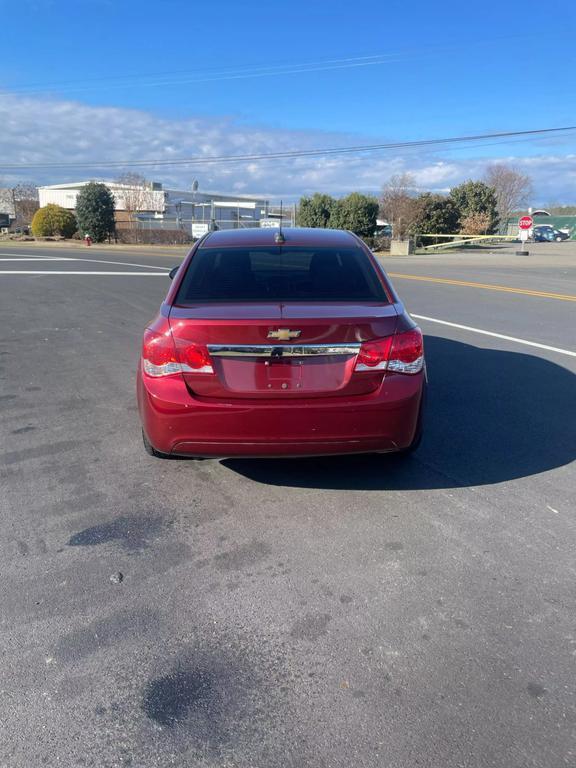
[66,257,171,270]
[0,252,64,259]
[412,314,576,358]
[0,271,168,276]
[0,253,171,269]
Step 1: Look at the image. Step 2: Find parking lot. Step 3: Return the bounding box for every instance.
[1,239,575,767]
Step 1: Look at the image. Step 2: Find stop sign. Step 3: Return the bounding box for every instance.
[518,215,533,230]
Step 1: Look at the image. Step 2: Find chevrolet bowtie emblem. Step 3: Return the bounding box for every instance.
[268,328,302,341]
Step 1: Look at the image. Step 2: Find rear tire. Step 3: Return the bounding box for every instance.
[142,429,171,459]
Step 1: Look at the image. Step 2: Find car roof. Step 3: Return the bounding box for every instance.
[200,227,360,249]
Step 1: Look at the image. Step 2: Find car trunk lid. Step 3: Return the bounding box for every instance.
[169,302,398,399]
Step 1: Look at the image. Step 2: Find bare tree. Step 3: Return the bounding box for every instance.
[12,183,39,226]
[380,173,418,240]
[116,172,153,224]
[485,164,532,230]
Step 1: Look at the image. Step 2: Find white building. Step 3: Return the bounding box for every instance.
[37,181,268,233]
[38,181,166,215]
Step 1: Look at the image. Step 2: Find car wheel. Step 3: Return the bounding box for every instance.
[556,236,563,242]
[142,429,171,459]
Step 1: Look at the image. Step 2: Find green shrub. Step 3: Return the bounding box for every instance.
[297,191,379,241]
[449,181,499,233]
[331,193,379,240]
[75,182,116,243]
[31,204,77,238]
[297,194,336,228]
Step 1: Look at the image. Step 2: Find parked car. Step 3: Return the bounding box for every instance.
[137,227,426,459]
[374,224,392,238]
[533,225,570,242]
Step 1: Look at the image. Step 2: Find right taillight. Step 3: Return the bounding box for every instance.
[354,328,424,375]
[388,328,424,374]
[142,329,214,377]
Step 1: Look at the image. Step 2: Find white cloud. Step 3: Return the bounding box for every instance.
[0,91,575,204]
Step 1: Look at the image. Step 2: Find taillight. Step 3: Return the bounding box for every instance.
[142,329,180,377]
[179,342,213,373]
[388,328,424,374]
[142,329,213,377]
[355,337,393,371]
[354,328,423,375]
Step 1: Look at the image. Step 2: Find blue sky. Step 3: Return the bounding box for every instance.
[1,0,575,201]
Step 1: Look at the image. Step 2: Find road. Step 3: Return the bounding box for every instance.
[1,240,575,768]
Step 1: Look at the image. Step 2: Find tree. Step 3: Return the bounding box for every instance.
[331,192,379,239]
[12,183,39,226]
[409,194,460,237]
[380,173,417,240]
[544,205,576,216]
[460,212,492,235]
[116,172,153,225]
[75,182,116,242]
[485,164,532,229]
[296,193,336,228]
[449,180,498,233]
[31,204,77,238]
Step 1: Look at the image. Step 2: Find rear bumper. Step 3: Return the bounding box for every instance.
[137,369,425,458]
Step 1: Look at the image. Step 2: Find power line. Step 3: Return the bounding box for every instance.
[1,126,574,171]
[0,37,521,96]
[245,132,576,175]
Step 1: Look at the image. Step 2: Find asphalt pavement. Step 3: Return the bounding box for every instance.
[1,240,575,768]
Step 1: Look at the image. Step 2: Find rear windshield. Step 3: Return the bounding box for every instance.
[176,246,388,303]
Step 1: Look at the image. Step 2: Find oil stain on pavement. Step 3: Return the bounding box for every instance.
[67,515,168,550]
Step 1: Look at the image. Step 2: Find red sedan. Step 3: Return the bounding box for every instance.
[137,227,425,458]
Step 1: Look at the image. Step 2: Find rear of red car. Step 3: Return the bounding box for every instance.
[137,228,425,458]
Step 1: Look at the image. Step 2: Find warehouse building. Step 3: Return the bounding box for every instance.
[37,181,269,234]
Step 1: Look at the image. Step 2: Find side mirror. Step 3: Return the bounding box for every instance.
[169,266,180,280]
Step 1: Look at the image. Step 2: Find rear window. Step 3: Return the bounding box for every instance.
[176,246,388,303]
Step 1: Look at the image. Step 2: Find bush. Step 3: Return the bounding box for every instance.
[296,192,378,240]
[449,181,499,233]
[116,228,193,245]
[75,182,116,243]
[331,193,379,240]
[31,204,77,238]
[460,212,492,235]
[297,194,336,228]
[409,194,460,245]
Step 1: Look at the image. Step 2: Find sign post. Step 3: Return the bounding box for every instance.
[516,215,533,256]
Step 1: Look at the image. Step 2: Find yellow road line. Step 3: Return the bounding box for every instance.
[387,273,576,302]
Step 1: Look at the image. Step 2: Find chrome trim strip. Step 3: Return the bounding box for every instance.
[208,343,361,358]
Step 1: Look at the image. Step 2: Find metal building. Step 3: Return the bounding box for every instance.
[37,181,269,234]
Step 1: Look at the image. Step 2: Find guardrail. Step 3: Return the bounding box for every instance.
[417,233,518,251]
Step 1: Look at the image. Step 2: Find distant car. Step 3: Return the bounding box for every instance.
[137,227,426,459]
[533,225,569,242]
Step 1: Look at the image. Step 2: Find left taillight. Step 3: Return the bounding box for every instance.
[142,329,214,377]
[354,336,393,371]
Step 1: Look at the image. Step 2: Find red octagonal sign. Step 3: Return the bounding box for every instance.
[518,215,533,230]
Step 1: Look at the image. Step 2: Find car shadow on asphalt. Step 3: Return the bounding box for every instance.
[222,335,576,490]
